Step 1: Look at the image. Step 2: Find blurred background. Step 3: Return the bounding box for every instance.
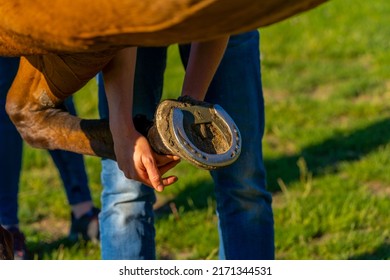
[16,0,389,259]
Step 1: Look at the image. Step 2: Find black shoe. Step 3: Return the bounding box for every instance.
[69,207,100,242]
[7,227,27,260]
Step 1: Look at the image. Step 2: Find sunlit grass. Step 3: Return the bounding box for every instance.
[17,0,389,259]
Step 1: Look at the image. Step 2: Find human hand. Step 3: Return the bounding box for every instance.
[113,129,180,192]
[102,47,181,190]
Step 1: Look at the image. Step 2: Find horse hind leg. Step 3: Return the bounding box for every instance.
[6,53,116,159]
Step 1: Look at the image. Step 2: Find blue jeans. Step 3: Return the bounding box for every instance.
[0,57,92,226]
[98,31,275,260]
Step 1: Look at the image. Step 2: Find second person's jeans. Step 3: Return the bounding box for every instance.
[0,57,92,226]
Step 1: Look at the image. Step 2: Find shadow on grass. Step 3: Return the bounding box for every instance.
[265,118,390,192]
[349,242,390,260]
[22,121,390,259]
[26,237,98,260]
[156,118,390,214]
[155,178,215,218]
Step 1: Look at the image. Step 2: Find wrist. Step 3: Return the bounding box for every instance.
[181,91,205,101]
[109,116,137,136]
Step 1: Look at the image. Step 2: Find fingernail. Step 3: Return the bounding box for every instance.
[157,185,164,192]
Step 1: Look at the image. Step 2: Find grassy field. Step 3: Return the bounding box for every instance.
[17,0,389,259]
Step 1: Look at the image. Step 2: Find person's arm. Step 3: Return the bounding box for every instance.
[102,47,180,192]
[181,36,229,100]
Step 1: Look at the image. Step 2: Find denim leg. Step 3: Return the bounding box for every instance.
[48,97,92,205]
[48,148,92,205]
[97,73,108,120]
[0,57,22,226]
[210,31,274,260]
[98,47,167,259]
[180,31,275,259]
[99,159,156,259]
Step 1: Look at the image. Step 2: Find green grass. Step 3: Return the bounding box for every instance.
[17,0,389,259]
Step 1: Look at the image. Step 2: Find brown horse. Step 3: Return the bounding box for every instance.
[0,0,328,160]
[0,0,328,259]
